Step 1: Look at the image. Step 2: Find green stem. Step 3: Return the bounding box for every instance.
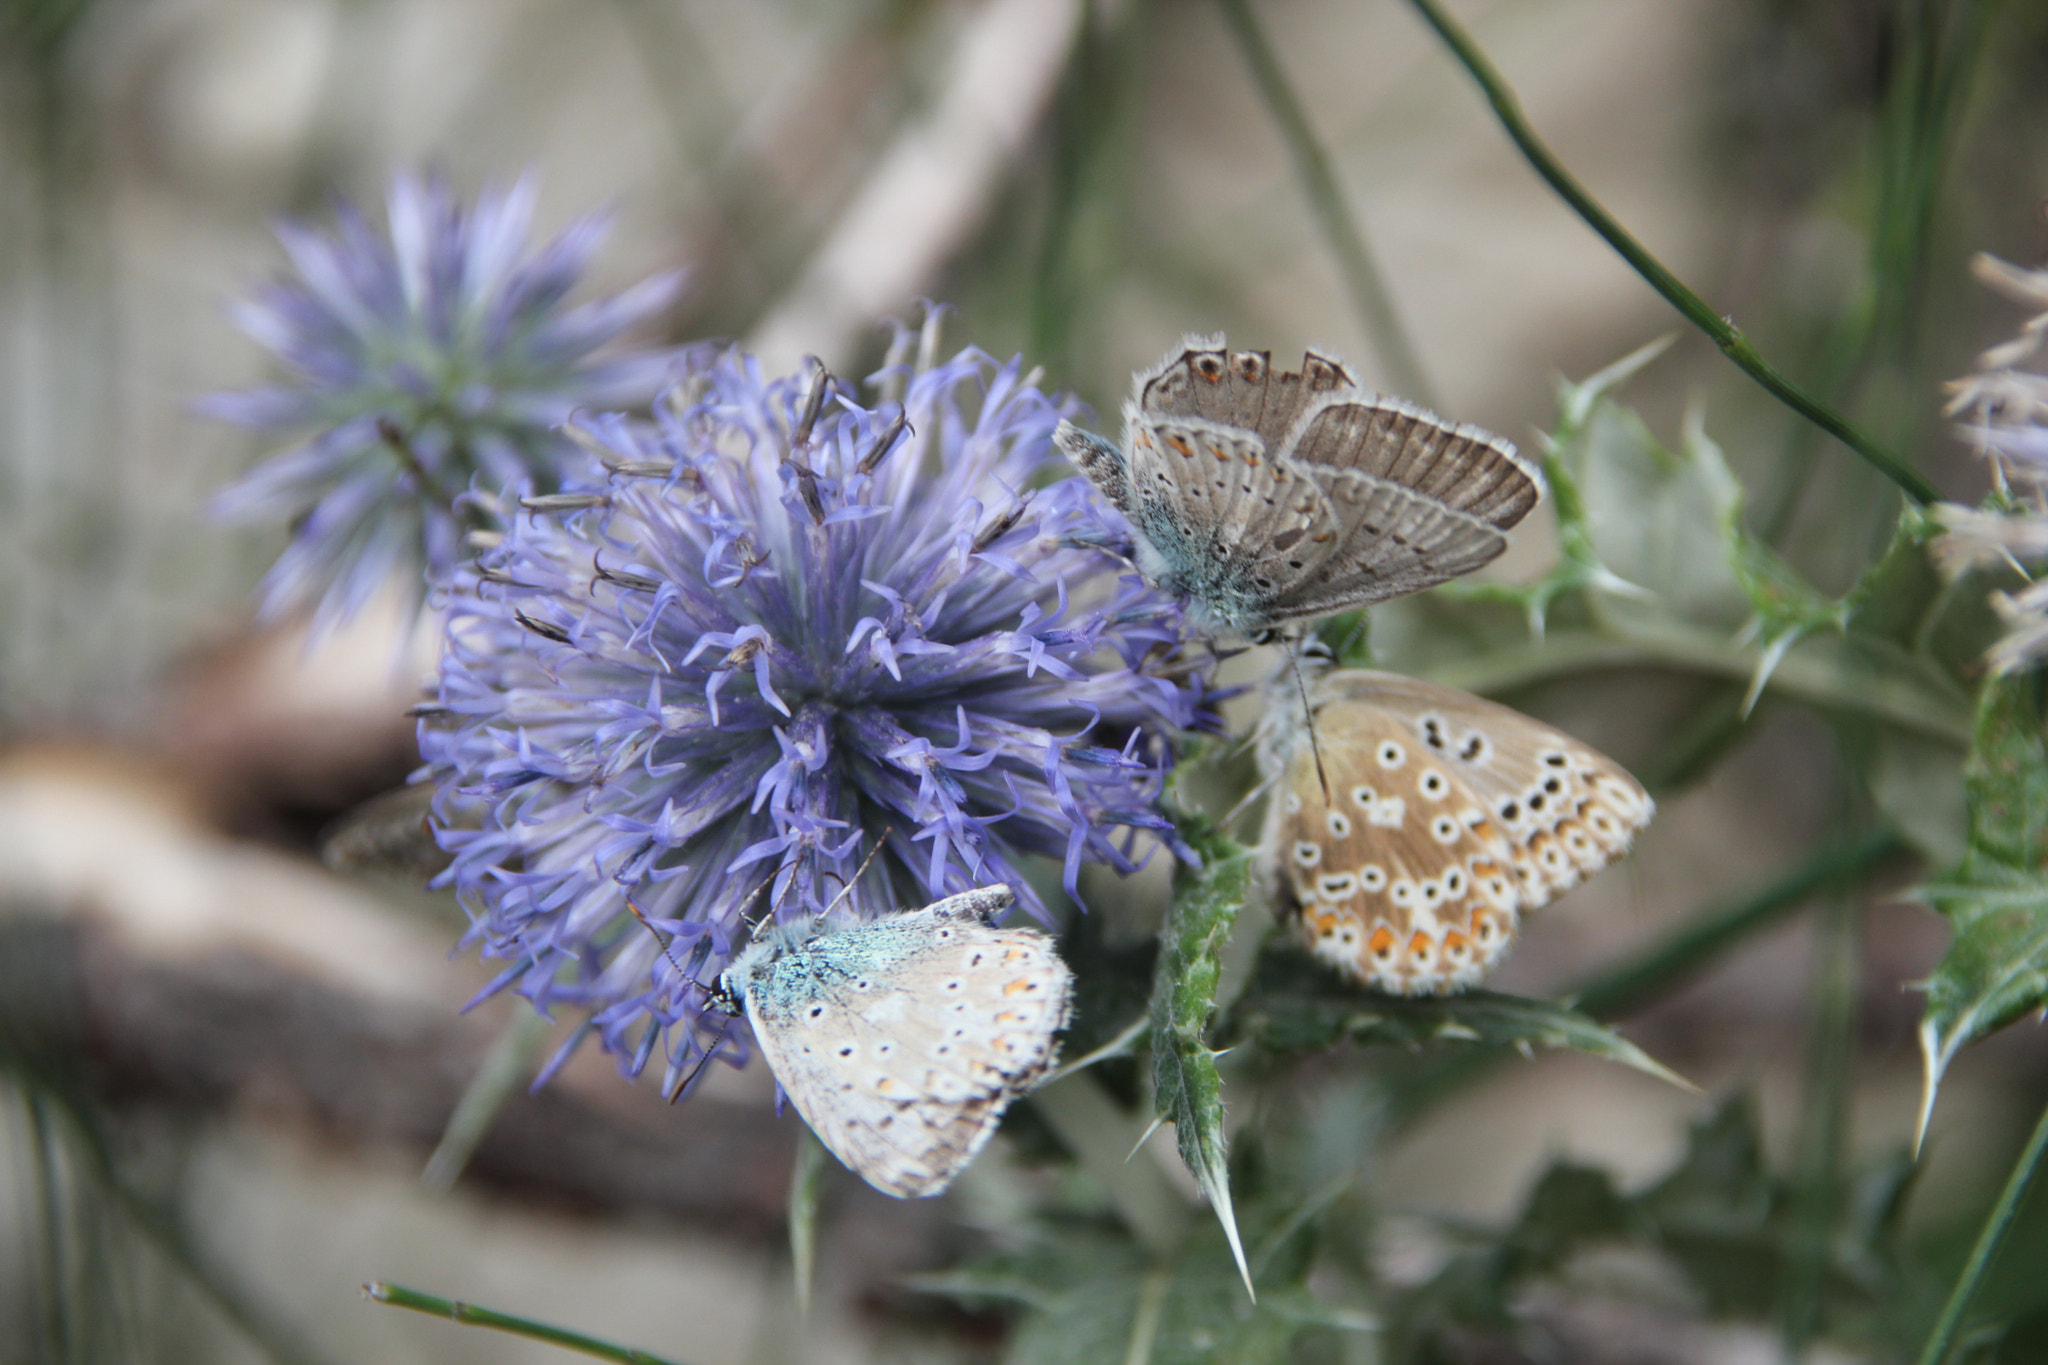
[1121,1265,1172,1365]
[1215,0,1436,406]
[366,1282,694,1365]
[1783,888,1862,1353]
[1760,0,1999,544]
[788,1127,825,1319]
[1404,0,1941,507]
[1032,0,1150,373]
[1915,1094,2048,1365]
[1421,625,1970,746]
[421,1009,549,1191]
[26,1090,72,1364]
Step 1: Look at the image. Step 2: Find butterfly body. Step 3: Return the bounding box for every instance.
[1055,335,1542,634]
[1259,668,1653,994]
[720,886,1072,1198]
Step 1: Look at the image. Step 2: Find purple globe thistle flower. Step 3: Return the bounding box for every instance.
[202,172,693,632]
[420,329,1222,1094]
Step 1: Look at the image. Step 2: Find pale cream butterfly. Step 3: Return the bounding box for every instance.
[713,884,1073,1198]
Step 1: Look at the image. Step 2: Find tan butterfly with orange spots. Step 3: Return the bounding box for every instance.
[1258,666,1653,994]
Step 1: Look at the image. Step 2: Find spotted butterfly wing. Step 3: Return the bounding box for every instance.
[1258,668,1653,994]
[1137,335,1350,452]
[1053,335,1543,634]
[1140,336,1541,532]
[724,886,1073,1198]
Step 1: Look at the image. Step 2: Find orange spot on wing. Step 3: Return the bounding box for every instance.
[1368,925,1397,958]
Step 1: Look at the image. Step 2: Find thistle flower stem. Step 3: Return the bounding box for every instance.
[1424,626,1970,745]
[364,1282,693,1365]
[1405,0,1942,507]
[420,1008,549,1191]
[1915,1095,2048,1365]
[1214,0,1436,407]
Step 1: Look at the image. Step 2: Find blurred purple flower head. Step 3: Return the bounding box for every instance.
[420,329,1222,1094]
[1938,251,2048,674]
[202,172,690,632]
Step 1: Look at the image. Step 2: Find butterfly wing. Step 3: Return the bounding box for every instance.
[1133,339,1538,626]
[1112,409,1340,625]
[1135,335,1357,455]
[1259,669,1652,994]
[740,907,1073,1198]
[1247,393,1541,620]
[1136,339,1538,532]
[1284,394,1542,532]
[1254,468,1508,623]
[1062,336,1541,631]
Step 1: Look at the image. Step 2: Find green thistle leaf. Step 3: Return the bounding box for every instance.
[1149,813,1255,1299]
[909,1214,1346,1365]
[1916,674,2048,1149]
[1225,942,1691,1091]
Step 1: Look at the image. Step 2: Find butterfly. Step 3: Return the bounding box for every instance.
[1053,335,1543,636]
[1258,667,1653,994]
[714,885,1073,1198]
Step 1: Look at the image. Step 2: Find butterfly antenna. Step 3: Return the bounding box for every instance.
[624,899,739,1106]
[735,862,797,938]
[664,1016,732,1105]
[820,827,895,920]
[626,896,696,986]
[1287,635,1331,802]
